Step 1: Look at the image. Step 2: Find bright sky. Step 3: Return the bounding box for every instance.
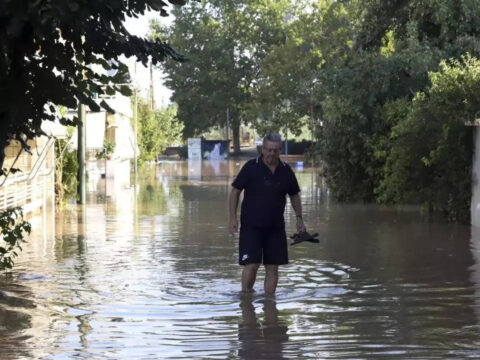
[123,9,174,108]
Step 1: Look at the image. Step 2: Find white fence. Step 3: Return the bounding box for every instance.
[0,137,55,214]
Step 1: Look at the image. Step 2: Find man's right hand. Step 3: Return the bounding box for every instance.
[229,218,239,234]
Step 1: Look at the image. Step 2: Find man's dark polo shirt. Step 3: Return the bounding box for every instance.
[232,156,301,228]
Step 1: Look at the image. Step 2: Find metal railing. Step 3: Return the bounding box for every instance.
[0,136,55,186]
[0,137,55,213]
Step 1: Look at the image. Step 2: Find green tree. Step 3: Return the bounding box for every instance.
[0,0,187,174]
[353,0,480,52]
[249,0,352,136]
[318,43,442,200]
[378,55,479,222]
[137,99,184,162]
[315,0,480,221]
[154,0,294,152]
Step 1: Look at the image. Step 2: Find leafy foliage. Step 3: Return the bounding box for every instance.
[153,0,480,221]
[249,0,352,134]
[353,0,480,51]
[137,99,184,163]
[0,0,187,174]
[312,0,480,222]
[378,56,478,222]
[154,0,293,152]
[0,207,31,270]
[96,139,116,160]
[318,45,439,201]
[54,134,79,204]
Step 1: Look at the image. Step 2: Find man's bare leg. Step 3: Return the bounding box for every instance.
[242,263,260,292]
[264,265,279,294]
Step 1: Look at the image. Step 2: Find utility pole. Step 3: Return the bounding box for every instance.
[132,62,138,186]
[284,126,288,161]
[133,88,138,182]
[77,38,87,205]
[311,101,314,142]
[77,103,86,204]
[149,60,155,110]
[226,107,230,142]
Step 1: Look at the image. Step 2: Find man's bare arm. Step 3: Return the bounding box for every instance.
[229,187,242,233]
[290,193,306,232]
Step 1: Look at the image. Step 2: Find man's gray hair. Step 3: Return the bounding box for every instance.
[263,132,282,144]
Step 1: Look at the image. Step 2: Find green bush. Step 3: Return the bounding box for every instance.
[377,56,478,222]
[0,207,31,270]
[136,100,184,164]
[55,135,79,204]
[96,139,115,160]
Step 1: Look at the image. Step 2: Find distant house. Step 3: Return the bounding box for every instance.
[103,94,136,162]
[0,57,136,212]
[69,92,136,183]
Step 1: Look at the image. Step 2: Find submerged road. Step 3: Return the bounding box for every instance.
[0,160,479,359]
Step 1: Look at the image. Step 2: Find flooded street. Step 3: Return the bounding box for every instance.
[1,160,480,359]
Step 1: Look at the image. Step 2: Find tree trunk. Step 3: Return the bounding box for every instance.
[232,124,241,154]
[0,138,8,176]
[54,143,64,204]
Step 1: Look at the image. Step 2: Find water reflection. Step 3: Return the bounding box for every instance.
[0,286,34,360]
[1,161,480,358]
[238,295,289,360]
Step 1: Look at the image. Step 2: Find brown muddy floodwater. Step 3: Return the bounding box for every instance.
[1,160,480,359]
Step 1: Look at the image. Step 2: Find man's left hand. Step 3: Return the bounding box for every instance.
[296,217,306,233]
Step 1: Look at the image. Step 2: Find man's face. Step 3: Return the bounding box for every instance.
[262,140,281,165]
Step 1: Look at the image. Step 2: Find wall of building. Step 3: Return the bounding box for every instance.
[0,137,55,214]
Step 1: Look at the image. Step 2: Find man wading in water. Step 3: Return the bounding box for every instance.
[229,132,306,294]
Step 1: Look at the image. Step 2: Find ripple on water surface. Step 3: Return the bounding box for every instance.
[0,165,480,359]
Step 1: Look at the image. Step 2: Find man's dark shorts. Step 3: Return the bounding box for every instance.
[239,226,288,265]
